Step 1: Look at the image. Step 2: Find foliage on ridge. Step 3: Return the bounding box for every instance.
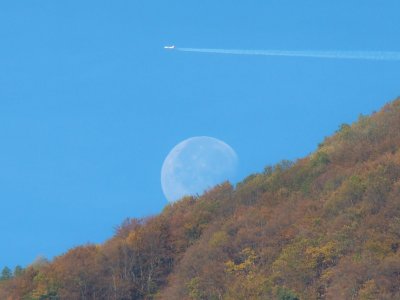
[1,98,400,299]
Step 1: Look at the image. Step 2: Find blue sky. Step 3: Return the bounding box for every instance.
[1,1,400,268]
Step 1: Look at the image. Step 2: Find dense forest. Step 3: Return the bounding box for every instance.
[2,99,400,299]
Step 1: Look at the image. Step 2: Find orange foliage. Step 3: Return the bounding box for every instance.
[2,98,400,299]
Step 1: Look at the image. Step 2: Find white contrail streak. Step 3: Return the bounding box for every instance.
[175,47,400,61]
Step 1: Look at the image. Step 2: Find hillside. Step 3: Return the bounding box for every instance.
[1,99,400,299]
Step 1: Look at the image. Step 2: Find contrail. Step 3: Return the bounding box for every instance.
[175,47,400,61]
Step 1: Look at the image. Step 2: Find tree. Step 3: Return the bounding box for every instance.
[0,266,12,281]
[13,265,23,277]
[277,287,300,300]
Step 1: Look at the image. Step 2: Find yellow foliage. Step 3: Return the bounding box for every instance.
[209,231,228,248]
[223,272,269,300]
[306,241,339,269]
[320,269,334,282]
[224,248,269,299]
[365,239,392,258]
[225,248,257,274]
[358,279,379,300]
[186,277,203,300]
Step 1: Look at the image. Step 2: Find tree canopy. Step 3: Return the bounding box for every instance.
[1,98,400,299]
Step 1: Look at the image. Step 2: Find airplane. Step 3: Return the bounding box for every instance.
[164,45,175,49]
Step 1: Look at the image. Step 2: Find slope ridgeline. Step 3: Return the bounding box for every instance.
[1,99,400,299]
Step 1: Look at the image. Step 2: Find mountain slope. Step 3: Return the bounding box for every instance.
[1,99,400,299]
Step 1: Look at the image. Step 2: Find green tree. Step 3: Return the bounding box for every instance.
[277,287,300,300]
[14,265,23,277]
[1,266,12,281]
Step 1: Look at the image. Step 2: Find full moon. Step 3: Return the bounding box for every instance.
[161,136,238,203]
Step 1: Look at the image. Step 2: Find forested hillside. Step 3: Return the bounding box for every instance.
[2,99,400,299]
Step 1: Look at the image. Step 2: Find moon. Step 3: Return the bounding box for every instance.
[161,136,238,203]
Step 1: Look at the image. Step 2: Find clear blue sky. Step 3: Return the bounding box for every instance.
[1,1,399,268]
